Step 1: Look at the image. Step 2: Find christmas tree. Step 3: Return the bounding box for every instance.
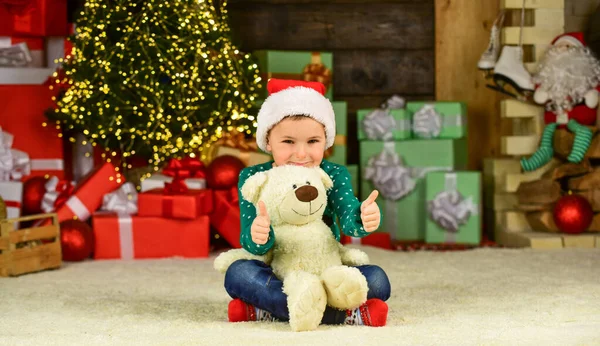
[48,0,261,168]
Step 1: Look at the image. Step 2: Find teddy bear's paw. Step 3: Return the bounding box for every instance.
[339,247,369,267]
[283,271,327,332]
[213,249,264,274]
[321,266,368,310]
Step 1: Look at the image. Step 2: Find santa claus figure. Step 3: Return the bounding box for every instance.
[521,32,600,171]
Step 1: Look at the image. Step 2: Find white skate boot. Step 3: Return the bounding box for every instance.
[487,45,534,99]
[477,10,505,70]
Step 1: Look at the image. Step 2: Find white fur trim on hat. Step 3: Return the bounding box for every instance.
[256,86,335,153]
[553,34,584,48]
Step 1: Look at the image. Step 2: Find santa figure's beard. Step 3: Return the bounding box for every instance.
[533,46,600,112]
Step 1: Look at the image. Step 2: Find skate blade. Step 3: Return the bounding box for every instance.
[489,74,533,102]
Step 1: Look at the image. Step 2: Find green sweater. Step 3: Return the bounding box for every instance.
[237,160,372,255]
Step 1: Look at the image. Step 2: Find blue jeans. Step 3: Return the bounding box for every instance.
[224,259,391,325]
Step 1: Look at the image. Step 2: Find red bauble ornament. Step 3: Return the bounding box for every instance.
[206,155,246,189]
[553,194,593,234]
[22,176,49,215]
[60,220,94,261]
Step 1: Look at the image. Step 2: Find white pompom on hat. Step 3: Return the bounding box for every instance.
[256,78,335,153]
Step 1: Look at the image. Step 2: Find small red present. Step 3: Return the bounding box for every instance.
[47,162,123,223]
[210,187,241,248]
[92,213,210,259]
[137,188,213,220]
[0,85,63,178]
[341,232,394,250]
[0,0,68,37]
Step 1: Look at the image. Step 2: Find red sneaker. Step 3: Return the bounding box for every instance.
[347,298,388,327]
[228,299,256,322]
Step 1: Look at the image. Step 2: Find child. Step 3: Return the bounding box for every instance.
[224,78,391,326]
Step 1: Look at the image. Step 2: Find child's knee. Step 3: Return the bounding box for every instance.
[364,266,391,301]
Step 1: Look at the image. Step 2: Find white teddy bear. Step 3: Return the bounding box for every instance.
[214,165,370,332]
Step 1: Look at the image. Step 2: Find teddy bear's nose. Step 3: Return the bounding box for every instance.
[295,185,318,202]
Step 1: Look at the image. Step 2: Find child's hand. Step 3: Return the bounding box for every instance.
[251,201,271,245]
[360,190,381,233]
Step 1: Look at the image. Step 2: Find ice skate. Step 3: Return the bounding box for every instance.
[478,10,505,72]
[486,45,534,100]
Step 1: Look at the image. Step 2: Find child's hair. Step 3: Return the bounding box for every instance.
[265,114,323,144]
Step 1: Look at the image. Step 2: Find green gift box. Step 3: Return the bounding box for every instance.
[254,50,333,100]
[425,171,481,245]
[360,139,468,241]
[406,101,467,139]
[357,109,411,141]
[326,101,347,165]
[346,164,359,197]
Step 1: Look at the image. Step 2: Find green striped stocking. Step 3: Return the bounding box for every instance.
[566,119,592,163]
[520,123,557,172]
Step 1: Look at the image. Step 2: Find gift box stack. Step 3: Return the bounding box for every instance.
[0,0,71,196]
[93,158,212,259]
[0,0,71,83]
[351,99,482,247]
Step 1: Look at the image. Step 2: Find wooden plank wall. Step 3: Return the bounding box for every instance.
[435,0,504,171]
[226,0,435,164]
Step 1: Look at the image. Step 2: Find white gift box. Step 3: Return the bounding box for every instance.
[0,181,23,225]
[140,173,206,192]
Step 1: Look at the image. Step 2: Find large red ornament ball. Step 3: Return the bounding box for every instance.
[553,194,593,234]
[206,155,246,189]
[60,220,95,261]
[22,176,49,215]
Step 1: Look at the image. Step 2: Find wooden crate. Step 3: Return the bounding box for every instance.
[0,213,61,277]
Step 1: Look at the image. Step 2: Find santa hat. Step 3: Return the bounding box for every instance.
[256,78,335,153]
[552,32,586,48]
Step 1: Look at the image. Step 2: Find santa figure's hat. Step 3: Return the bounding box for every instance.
[256,78,335,153]
[552,32,586,48]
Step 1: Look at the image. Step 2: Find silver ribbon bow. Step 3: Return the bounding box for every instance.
[382,95,406,109]
[364,145,415,201]
[0,127,30,181]
[362,109,397,141]
[101,182,138,215]
[0,42,32,67]
[41,176,62,213]
[412,104,442,139]
[427,190,474,233]
[362,95,407,141]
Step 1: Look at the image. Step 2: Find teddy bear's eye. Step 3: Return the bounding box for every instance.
[306,181,311,185]
[292,184,297,189]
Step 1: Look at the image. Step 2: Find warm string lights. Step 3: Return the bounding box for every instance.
[47,0,262,169]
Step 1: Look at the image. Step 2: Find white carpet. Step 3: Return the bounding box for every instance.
[1,246,599,346]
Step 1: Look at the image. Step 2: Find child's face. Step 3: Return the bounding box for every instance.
[266,116,326,167]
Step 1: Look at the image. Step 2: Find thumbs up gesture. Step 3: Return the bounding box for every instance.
[360,190,381,233]
[251,201,271,245]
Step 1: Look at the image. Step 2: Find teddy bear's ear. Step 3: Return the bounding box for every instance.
[318,168,334,190]
[241,171,268,204]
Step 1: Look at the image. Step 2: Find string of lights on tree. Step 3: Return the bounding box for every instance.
[47,0,262,169]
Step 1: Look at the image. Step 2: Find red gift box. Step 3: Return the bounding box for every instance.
[210,187,241,248]
[341,232,394,250]
[48,162,123,223]
[0,0,68,37]
[93,213,210,259]
[137,188,213,220]
[0,85,64,179]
